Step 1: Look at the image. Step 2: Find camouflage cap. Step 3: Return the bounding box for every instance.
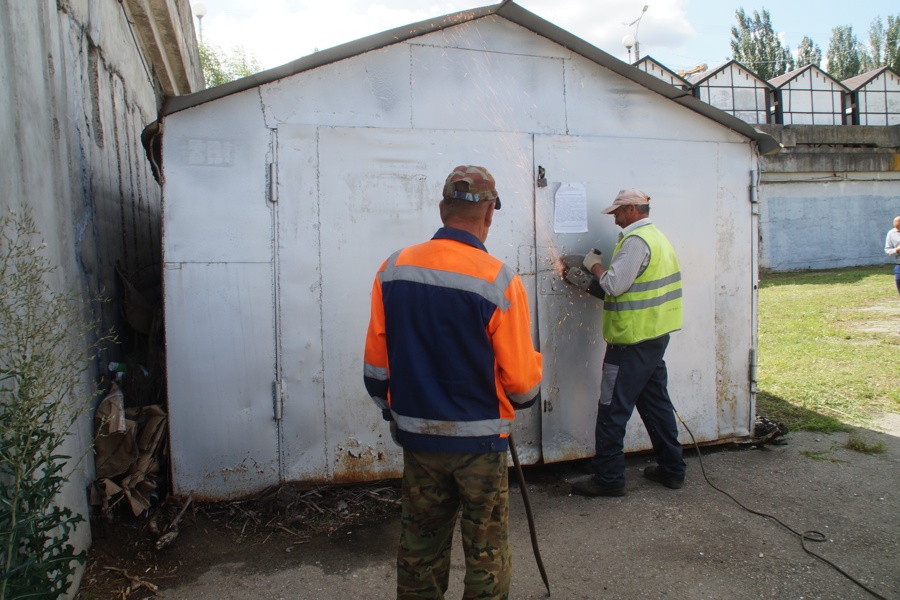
[442,165,501,209]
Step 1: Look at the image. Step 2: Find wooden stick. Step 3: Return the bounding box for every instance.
[166,492,194,533]
[103,566,159,593]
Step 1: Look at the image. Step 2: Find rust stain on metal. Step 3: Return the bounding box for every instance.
[212,456,275,480]
[331,465,403,485]
[188,492,233,504]
[332,437,397,484]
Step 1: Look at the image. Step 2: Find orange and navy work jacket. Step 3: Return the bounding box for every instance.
[364,227,543,454]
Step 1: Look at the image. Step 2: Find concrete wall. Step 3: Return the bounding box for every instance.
[757,125,900,271]
[0,0,201,594]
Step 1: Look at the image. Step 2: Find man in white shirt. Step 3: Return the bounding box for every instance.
[886,215,900,298]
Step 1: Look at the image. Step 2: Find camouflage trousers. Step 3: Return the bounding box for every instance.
[397,449,510,600]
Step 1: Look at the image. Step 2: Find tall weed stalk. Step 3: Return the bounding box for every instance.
[0,208,112,599]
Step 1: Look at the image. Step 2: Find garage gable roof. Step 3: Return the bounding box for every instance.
[163,1,779,154]
[769,64,848,92]
[841,66,900,91]
[633,55,692,90]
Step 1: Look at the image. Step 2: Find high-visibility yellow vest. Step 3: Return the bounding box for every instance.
[603,224,683,344]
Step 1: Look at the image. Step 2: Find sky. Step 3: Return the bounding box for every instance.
[191,0,897,73]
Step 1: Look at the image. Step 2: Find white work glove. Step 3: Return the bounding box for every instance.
[582,249,603,271]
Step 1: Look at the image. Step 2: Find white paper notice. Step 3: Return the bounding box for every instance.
[554,182,588,233]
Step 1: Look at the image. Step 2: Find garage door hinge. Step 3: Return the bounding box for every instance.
[273,380,283,420]
[749,169,759,215]
[749,348,758,392]
[268,163,277,203]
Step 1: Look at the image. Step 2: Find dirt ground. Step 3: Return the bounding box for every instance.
[75,419,900,600]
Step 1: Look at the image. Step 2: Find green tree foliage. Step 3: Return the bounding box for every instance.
[796,36,823,68]
[826,25,864,80]
[0,209,113,598]
[199,41,263,88]
[865,17,885,70]
[888,16,900,71]
[731,8,795,80]
[864,15,900,72]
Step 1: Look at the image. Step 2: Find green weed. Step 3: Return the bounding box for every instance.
[0,209,114,598]
[844,431,887,454]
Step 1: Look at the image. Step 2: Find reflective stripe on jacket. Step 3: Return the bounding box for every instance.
[603,224,683,344]
[364,227,542,454]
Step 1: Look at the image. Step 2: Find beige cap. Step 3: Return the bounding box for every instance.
[600,189,650,214]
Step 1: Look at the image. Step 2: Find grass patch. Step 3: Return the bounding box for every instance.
[799,448,847,463]
[757,266,900,432]
[845,431,888,454]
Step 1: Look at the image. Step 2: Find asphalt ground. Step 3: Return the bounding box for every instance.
[144,423,900,600]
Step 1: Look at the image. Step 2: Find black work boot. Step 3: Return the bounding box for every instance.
[571,477,625,497]
[643,466,684,489]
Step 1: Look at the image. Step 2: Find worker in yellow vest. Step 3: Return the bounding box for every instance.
[571,189,686,497]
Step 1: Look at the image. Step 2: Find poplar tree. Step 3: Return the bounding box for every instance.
[730,8,795,80]
[826,26,864,80]
[865,15,900,72]
[888,16,900,71]
[796,36,823,68]
[866,18,885,70]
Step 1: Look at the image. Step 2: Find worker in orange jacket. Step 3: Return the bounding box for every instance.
[364,165,542,599]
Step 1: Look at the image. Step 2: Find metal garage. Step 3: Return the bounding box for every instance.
[152,1,779,500]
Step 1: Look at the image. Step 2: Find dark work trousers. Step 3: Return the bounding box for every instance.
[894,265,900,296]
[590,333,686,487]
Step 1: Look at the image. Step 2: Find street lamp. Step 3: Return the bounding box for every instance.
[623,5,648,62]
[193,3,207,43]
[622,34,635,63]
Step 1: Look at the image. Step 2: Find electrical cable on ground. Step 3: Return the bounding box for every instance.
[674,410,889,600]
[509,434,551,597]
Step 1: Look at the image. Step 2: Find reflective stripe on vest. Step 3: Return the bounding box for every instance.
[392,411,513,437]
[380,249,514,313]
[603,224,683,344]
